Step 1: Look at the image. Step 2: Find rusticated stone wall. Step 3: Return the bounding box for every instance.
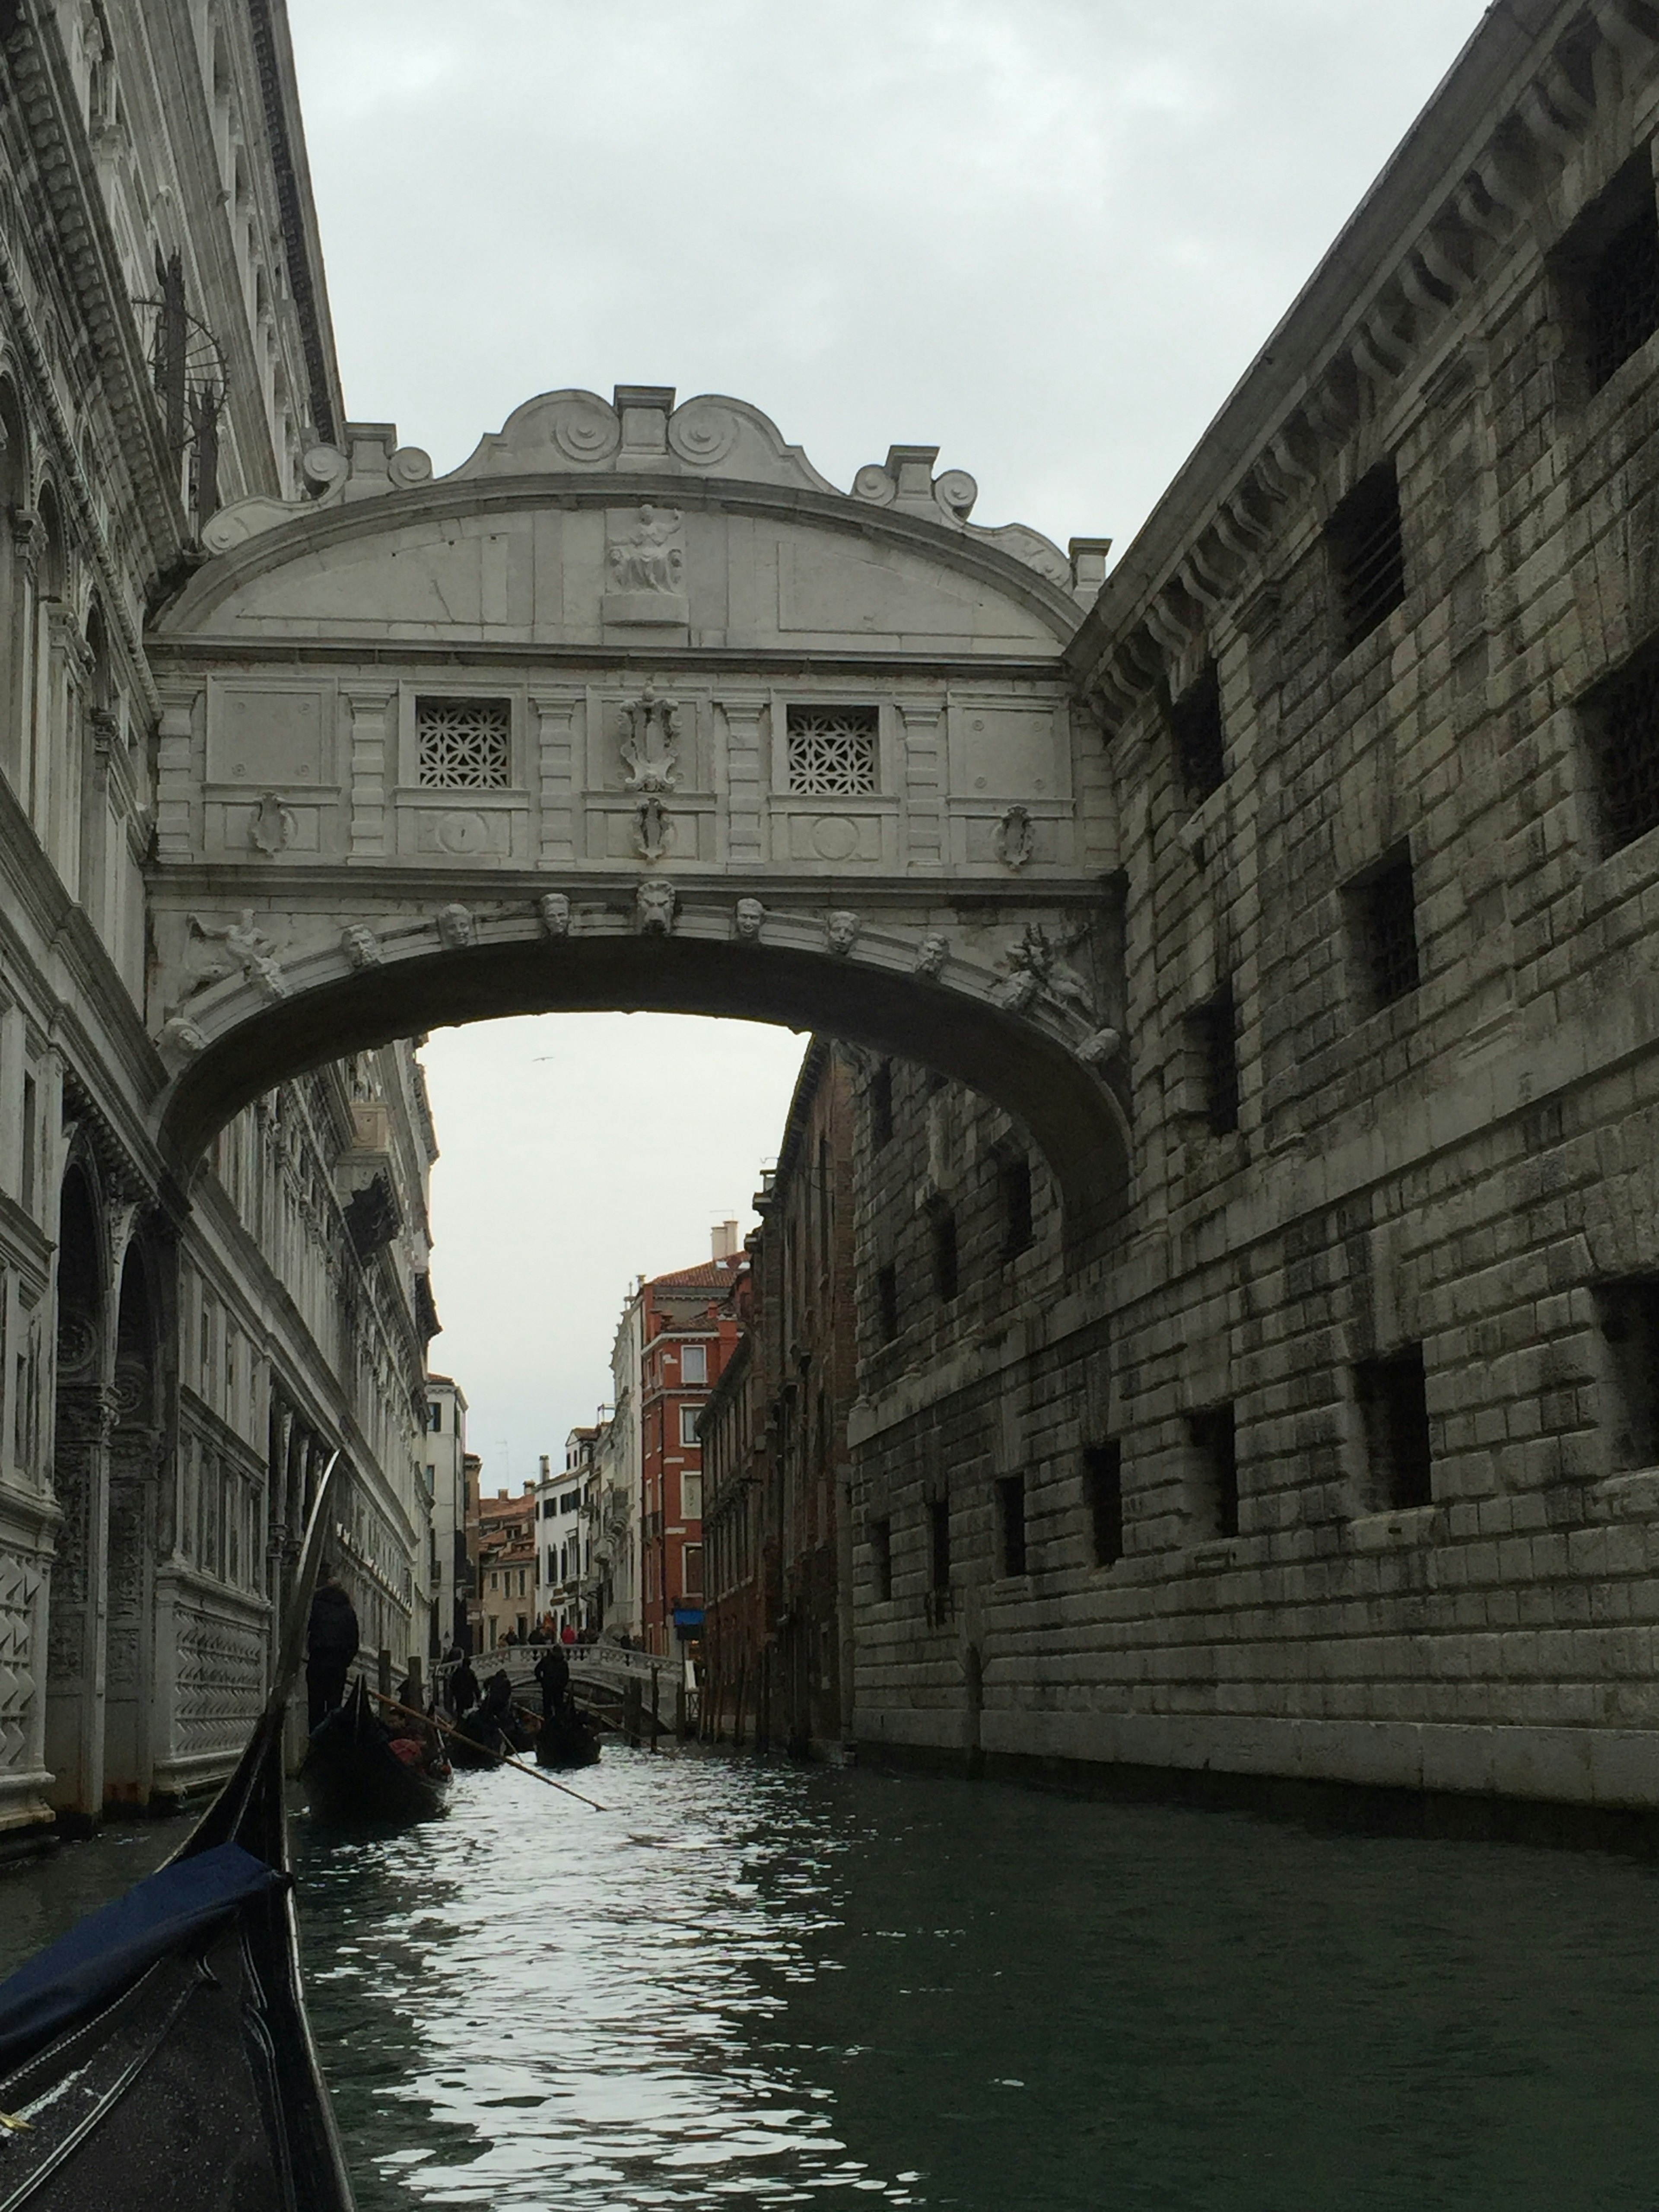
[849,0,1659,1817]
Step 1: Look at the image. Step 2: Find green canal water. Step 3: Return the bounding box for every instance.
[4,1749,1659,2209]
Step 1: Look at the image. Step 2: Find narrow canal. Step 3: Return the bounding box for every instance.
[6,1751,1659,2209]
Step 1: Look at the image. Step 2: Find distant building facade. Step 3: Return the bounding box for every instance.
[638,1246,741,1656]
[423,1375,470,1658]
[703,1045,857,1753]
[475,1484,537,1650]
[536,1428,597,1634]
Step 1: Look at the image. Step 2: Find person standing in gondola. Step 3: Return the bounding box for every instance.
[535,1641,571,1719]
[447,1652,481,1719]
[306,1573,360,1731]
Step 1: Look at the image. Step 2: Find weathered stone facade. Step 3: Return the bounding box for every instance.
[0,1,435,1845]
[849,0,1659,1814]
[702,1042,858,1753]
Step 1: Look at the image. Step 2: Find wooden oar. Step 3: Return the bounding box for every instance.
[372,1692,604,1812]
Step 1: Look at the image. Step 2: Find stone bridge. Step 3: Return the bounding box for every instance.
[144,387,1129,1234]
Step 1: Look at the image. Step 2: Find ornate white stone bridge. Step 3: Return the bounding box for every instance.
[143,387,1129,1233]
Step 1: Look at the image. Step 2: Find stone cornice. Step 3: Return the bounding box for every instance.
[1066,0,1659,715]
[245,0,346,445]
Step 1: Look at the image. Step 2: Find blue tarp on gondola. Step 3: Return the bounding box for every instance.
[0,1841,285,2072]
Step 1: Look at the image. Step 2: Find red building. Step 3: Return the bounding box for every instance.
[638,1243,745,1657]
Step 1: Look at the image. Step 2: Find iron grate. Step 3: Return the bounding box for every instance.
[1170,664,1226,799]
[1586,202,1659,391]
[1360,854,1420,1008]
[786,706,878,795]
[1328,464,1406,652]
[1589,646,1659,852]
[416,698,511,788]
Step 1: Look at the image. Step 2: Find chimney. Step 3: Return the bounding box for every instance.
[712,1218,740,1259]
[539,1454,550,1478]
[496,1489,507,1501]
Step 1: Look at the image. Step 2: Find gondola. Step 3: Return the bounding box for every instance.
[301,1678,450,1827]
[0,1455,356,2212]
[533,1707,601,1771]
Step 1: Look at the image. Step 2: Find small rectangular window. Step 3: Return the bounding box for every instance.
[1354,1346,1433,1510]
[999,1152,1034,1259]
[1084,1442,1124,1567]
[786,705,878,794]
[1348,844,1420,1012]
[1189,982,1240,1135]
[1327,462,1405,652]
[19,1072,35,1214]
[1593,1278,1659,1470]
[428,1401,443,1433]
[997,1474,1027,1577]
[928,1497,951,1592]
[1189,1405,1239,1539]
[1582,639,1659,855]
[1557,156,1659,394]
[929,1204,960,1303]
[870,1516,893,1601]
[680,1342,708,1386]
[682,1543,703,1598]
[679,1405,701,1446]
[680,1471,703,1519]
[1170,662,1226,801]
[876,1262,899,1344]
[560,1489,581,1513]
[871,1060,894,1148]
[416,696,511,788]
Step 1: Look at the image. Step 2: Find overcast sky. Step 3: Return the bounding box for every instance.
[283,0,1490,1485]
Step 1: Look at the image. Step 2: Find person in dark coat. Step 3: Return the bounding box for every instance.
[534,1643,571,1718]
[447,1655,480,1718]
[306,1575,359,1730]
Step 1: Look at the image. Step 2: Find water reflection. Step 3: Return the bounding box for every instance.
[293,1748,1659,2211]
[6,1747,1659,2209]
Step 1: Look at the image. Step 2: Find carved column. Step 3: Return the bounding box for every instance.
[2,505,40,798]
[102,1353,157,1804]
[44,1360,118,1827]
[533,693,579,864]
[899,699,945,870]
[345,687,396,858]
[718,696,766,864]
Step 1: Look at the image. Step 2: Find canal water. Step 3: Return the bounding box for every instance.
[4,1748,1659,2209]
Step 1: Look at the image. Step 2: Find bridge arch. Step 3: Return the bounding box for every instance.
[144,385,1128,1239]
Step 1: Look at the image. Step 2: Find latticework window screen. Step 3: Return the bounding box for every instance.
[785,706,878,795]
[416,699,511,788]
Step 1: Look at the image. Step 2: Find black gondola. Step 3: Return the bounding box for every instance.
[301,1678,450,1828]
[0,1456,356,2212]
[533,1708,601,1770]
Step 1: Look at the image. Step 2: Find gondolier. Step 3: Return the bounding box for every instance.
[534,1643,571,1718]
[307,1573,360,1730]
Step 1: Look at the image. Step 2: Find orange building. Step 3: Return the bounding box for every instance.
[638,1248,745,1657]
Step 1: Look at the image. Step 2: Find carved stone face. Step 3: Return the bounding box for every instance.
[735,898,764,941]
[827,909,859,955]
[915,933,949,978]
[538,892,571,938]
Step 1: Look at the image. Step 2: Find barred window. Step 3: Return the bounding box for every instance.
[786,706,878,794]
[1170,663,1226,800]
[1354,1347,1433,1511]
[1586,203,1659,389]
[1583,640,1659,854]
[1188,1405,1239,1540]
[416,697,511,788]
[1348,845,1420,1013]
[1188,982,1239,1135]
[1558,158,1659,395]
[1327,462,1406,653]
